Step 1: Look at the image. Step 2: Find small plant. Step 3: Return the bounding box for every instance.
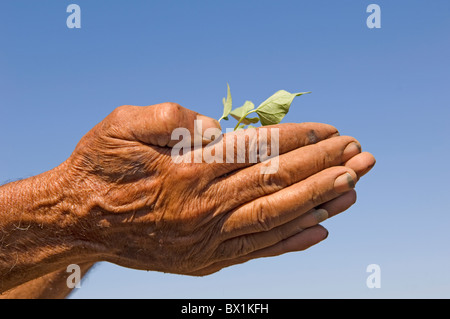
[218,84,310,130]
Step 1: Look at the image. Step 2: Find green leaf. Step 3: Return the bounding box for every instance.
[219,83,232,122]
[255,90,310,126]
[229,101,260,125]
[230,100,254,119]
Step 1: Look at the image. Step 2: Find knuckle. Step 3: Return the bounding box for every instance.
[313,136,359,169]
[176,164,203,181]
[308,179,329,206]
[158,102,183,128]
[252,199,276,232]
[257,171,285,194]
[172,164,213,191]
[313,143,333,171]
[110,105,135,121]
[235,236,252,257]
[161,101,182,112]
[215,240,236,261]
[102,105,138,137]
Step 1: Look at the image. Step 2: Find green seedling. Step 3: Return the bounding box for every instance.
[218,83,310,130]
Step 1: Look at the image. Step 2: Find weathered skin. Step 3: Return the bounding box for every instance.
[0,102,375,298]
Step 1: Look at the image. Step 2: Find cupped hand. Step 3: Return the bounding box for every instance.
[65,102,375,275]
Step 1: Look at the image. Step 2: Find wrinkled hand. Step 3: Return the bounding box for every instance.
[65,102,375,276]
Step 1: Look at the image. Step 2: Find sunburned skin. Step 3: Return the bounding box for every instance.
[0,102,375,298]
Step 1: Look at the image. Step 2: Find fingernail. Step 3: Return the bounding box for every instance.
[342,142,361,161]
[360,160,376,177]
[334,172,356,193]
[312,208,329,223]
[331,132,340,137]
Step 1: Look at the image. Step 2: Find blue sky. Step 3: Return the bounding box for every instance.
[1,0,449,298]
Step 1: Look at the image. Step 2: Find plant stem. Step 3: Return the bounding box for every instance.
[233,110,257,131]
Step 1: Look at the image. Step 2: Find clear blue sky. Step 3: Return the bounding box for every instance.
[1,0,449,298]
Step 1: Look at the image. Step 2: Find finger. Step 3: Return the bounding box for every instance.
[208,136,361,213]
[193,169,359,276]
[189,225,328,276]
[345,152,376,179]
[202,122,339,177]
[215,189,356,265]
[295,189,357,227]
[218,166,357,239]
[108,103,221,147]
[233,224,328,260]
[215,191,355,262]
[319,189,357,218]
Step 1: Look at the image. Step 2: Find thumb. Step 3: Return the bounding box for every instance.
[129,102,221,147]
